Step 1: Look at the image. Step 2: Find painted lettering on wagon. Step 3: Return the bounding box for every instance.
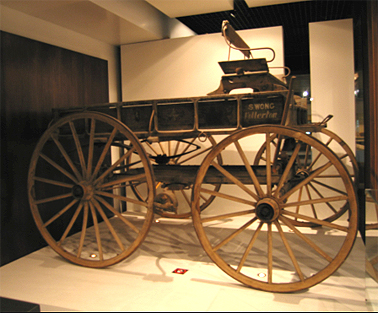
[244,102,278,120]
[241,96,283,126]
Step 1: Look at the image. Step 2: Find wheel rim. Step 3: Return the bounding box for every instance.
[253,128,358,226]
[128,135,222,218]
[28,112,155,267]
[191,125,357,292]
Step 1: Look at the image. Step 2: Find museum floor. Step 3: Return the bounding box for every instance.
[0,217,376,312]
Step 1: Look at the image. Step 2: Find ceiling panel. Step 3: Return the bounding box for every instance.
[245,0,307,8]
[1,0,163,45]
[1,0,364,75]
[145,0,233,18]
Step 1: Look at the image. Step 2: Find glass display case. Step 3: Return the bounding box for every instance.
[365,189,378,310]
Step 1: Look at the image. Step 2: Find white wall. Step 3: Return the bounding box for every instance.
[121,26,284,214]
[309,19,355,153]
[121,26,284,101]
[0,4,120,102]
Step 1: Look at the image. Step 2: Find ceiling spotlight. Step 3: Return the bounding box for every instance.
[257,272,266,278]
[90,253,97,258]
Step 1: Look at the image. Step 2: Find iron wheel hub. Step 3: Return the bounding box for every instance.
[255,198,280,222]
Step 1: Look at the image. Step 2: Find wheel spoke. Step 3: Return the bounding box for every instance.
[200,192,212,202]
[158,141,166,155]
[312,179,347,196]
[201,209,256,223]
[308,182,338,214]
[96,190,148,208]
[180,189,191,207]
[144,140,159,156]
[93,147,136,185]
[99,173,146,190]
[324,136,333,147]
[267,223,273,283]
[234,140,264,198]
[307,144,328,171]
[175,137,197,164]
[282,195,348,209]
[34,193,73,205]
[280,160,333,201]
[86,118,96,179]
[91,127,118,180]
[173,140,181,158]
[58,202,84,246]
[295,186,304,217]
[303,144,311,169]
[94,196,140,234]
[213,217,257,252]
[274,142,301,197]
[272,135,283,170]
[266,133,272,196]
[279,215,333,262]
[92,198,125,251]
[274,221,305,282]
[305,184,317,219]
[199,187,256,207]
[69,121,87,178]
[88,201,103,261]
[39,153,78,184]
[33,176,74,188]
[77,202,89,258]
[237,221,264,272]
[282,210,349,232]
[211,160,258,200]
[43,199,79,227]
[177,146,212,165]
[50,134,83,181]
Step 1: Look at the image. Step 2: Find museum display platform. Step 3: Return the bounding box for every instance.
[0,217,373,312]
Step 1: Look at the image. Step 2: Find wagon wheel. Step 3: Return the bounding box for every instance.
[253,128,358,226]
[128,135,222,219]
[191,125,357,292]
[28,112,155,268]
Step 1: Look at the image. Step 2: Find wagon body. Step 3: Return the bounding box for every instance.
[52,76,307,141]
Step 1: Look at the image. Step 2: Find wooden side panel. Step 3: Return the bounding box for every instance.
[0,31,109,266]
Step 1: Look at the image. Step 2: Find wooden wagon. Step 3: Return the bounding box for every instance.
[28,21,358,292]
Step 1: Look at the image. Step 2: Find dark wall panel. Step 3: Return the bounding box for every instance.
[1,31,109,266]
